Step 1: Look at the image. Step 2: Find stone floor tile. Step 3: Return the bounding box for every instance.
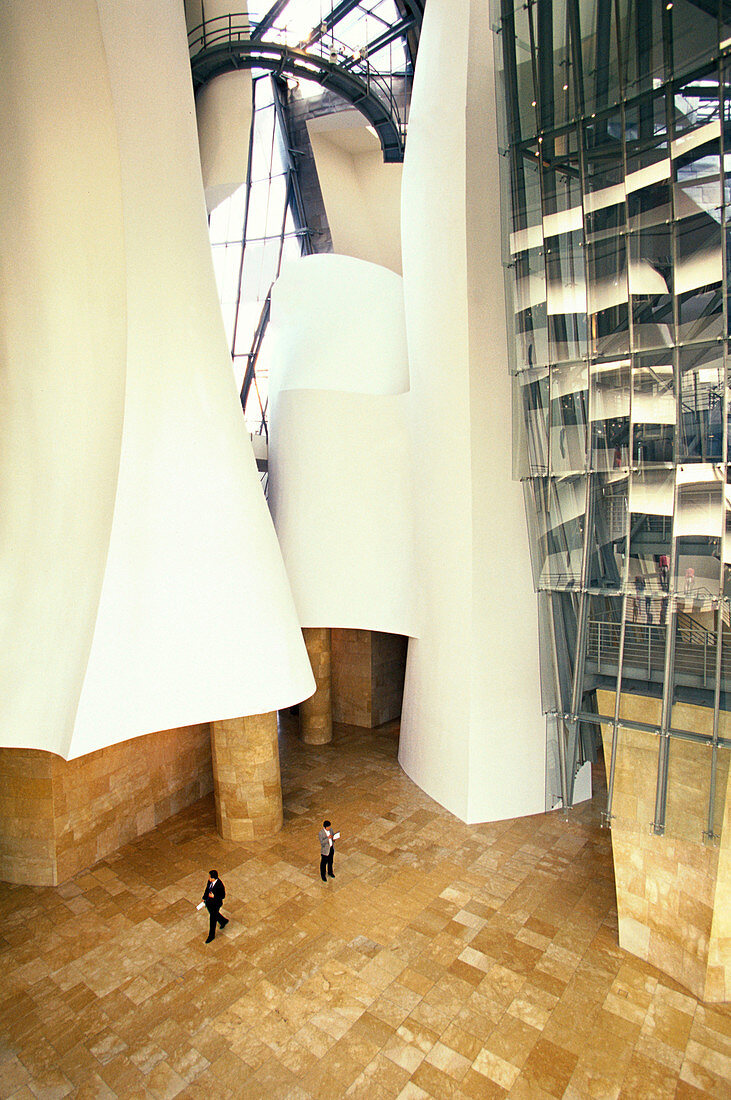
[0,718,728,1099]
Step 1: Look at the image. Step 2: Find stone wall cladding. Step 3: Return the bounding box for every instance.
[0,723,213,886]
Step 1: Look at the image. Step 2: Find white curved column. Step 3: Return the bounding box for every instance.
[268,254,417,637]
[185,1,252,213]
[66,0,314,759]
[0,0,127,758]
[399,0,545,822]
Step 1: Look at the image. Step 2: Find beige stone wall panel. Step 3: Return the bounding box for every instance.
[597,689,730,1002]
[0,724,212,886]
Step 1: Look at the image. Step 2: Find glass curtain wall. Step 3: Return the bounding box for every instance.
[495,0,731,828]
[208,74,311,436]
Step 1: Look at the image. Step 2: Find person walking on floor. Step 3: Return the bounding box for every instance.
[203,869,228,942]
[319,820,336,881]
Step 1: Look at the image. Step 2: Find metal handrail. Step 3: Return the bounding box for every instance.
[587,617,731,687]
[187,14,407,147]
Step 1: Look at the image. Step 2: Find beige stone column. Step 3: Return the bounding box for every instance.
[210,713,283,840]
[300,628,332,744]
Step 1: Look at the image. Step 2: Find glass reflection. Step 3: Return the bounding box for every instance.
[550,361,588,474]
[679,343,724,461]
[674,464,723,601]
[632,353,675,466]
[590,358,630,470]
[628,467,674,590]
[528,475,587,590]
[587,474,628,590]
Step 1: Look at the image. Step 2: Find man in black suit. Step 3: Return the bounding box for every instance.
[203,869,228,943]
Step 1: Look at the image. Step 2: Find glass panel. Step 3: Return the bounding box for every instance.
[547,227,588,362]
[516,368,549,477]
[587,230,630,355]
[724,469,731,598]
[586,593,624,684]
[626,92,671,231]
[590,358,631,470]
[632,352,675,466]
[512,244,548,371]
[672,604,719,703]
[509,148,547,372]
[587,474,628,591]
[524,478,549,591]
[252,103,276,175]
[513,145,544,234]
[629,222,674,349]
[676,213,723,344]
[527,475,587,589]
[673,122,721,224]
[679,343,724,461]
[237,237,283,314]
[537,592,559,713]
[550,361,588,474]
[546,475,586,588]
[623,0,664,103]
[208,183,247,245]
[583,107,626,243]
[550,0,577,129]
[580,0,621,116]
[544,129,587,361]
[629,467,674,588]
[671,1,721,81]
[624,596,668,682]
[513,1,538,139]
[674,463,723,603]
[211,242,243,307]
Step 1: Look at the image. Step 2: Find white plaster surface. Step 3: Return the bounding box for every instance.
[0,0,314,759]
[196,69,253,213]
[398,0,545,823]
[268,254,417,636]
[0,0,127,758]
[307,112,403,275]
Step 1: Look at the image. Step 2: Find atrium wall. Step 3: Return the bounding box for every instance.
[398,0,545,824]
[268,254,418,638]
[307,112,403,274]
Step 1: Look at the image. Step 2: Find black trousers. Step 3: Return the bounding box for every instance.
[206,903,226,938]
[320,847,334,881]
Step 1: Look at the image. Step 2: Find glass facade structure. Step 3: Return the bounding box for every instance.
[495,0,731,831]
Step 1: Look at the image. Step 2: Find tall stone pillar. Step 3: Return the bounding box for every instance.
[210,713,283,839]
[300,628,333,744]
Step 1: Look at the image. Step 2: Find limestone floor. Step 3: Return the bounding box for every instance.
[0,717,729,1099]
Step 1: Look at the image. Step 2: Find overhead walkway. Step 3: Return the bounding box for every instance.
[188,14,406,163]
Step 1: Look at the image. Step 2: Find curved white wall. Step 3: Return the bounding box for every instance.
[399,0,545,823]
[0,0,314,760]
[268,254,417,636]
[307,112,403,275]
[196,69,253,213]
[184,3,252,213]
[0,0,127,759]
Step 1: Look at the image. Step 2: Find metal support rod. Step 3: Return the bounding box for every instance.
[652,600,677,835]
[706,602,723,842]
[546,592,571,813]
[230,77,258,376]
[604,593,629,825]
